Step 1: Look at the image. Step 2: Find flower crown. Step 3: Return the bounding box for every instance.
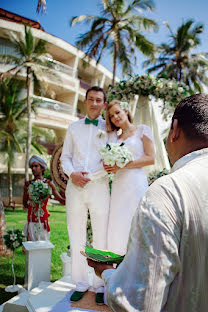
[120,101,129,111]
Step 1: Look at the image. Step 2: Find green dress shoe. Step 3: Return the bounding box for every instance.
[96,292,104,305]
[70,290,88,302]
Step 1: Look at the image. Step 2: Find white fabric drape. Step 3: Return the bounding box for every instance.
[132,95,170,174]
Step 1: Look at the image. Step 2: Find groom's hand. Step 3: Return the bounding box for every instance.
[70,171,91,187]
[87,259,114,278]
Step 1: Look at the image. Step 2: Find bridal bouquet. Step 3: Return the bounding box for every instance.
[28,179,51,206]
[99,142,133,168]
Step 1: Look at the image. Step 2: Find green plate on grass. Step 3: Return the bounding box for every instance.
[81,246,125,264]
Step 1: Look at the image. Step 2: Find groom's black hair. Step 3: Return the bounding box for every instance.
[172,93,208,141]
[86,86,106,103]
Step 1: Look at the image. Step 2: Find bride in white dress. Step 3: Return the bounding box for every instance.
[104,100,155,255]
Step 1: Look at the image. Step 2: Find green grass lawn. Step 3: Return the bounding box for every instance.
[0,203,69,305]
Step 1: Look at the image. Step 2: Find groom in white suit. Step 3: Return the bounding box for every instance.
[60,86,110,305]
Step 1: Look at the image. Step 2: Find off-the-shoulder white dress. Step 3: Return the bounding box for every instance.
[107,125,153,255]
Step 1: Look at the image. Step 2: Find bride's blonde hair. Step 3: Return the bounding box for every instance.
[106,99,133,133]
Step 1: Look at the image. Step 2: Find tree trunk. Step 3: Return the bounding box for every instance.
[8,152,13,205]
[112,43,117,86]
[0,199,10,256]
[7,136,13,204]
[25,67,32,182]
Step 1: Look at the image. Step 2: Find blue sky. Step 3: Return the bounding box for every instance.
[1,0,208,78]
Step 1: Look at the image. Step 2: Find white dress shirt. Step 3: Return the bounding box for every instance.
[103,148,208,311]
[60,116,114,178]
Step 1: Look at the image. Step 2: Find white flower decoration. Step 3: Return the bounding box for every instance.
[99,142,133,168]
[97,129,106,138]
[120,101,129,111]
[13,241,20,248]
[10,233,17,241]
[117,128,122,136]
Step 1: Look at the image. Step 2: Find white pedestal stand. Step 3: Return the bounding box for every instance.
[5,284,23,293]
[23,241,54,291]
[5,250,23,294]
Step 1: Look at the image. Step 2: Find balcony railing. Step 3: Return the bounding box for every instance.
[33,96,74,115]
[46,58,76,77]
[0,38,77,77]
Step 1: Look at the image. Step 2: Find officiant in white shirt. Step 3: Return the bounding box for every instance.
[60,86,112,305]
[88,93,208,311]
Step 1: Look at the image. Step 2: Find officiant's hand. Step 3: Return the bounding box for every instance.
[103,163,120,174]
[70,171,91,187]
[87,259,114,278]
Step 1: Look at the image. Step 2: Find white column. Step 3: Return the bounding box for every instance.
[100,74,106,88]
[23,241,54,291]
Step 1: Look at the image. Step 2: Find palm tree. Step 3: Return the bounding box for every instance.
[70,0,158,84]
[144,19,208,92]
[0,26,51,181]
[0,78,56,204]
[0,79,27,204]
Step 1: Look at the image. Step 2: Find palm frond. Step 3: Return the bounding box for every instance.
[33,39,47,56]
[0,54,22,65]
[70,15,95,27]
[36,0,46,14]
[126,0,156,14]
[135,33,155,56]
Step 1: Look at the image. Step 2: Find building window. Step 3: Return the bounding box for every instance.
[0,37,20,57]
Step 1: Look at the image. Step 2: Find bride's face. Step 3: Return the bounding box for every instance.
[109,104,128,128]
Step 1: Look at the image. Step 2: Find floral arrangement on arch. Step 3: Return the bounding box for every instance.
[108,74,190,119]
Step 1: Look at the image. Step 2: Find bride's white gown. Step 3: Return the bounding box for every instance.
[107,125,153,255]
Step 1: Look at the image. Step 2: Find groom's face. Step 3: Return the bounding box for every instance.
[85,90,105,120]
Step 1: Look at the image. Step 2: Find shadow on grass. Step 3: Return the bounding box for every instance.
[0,288,18,305]
[48,210,66,214]
[5,210,27,215]
[0,273,24,305]
[0,271,24,285]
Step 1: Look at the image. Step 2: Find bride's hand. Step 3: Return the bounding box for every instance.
[103,162,112,173]
[103,162,119,173]
[110,164,119,173]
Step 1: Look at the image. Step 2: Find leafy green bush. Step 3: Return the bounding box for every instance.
[43,167,52,180]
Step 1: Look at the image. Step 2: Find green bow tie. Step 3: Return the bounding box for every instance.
[85,117,98,126]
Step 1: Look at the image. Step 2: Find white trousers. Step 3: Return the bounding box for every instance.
[66,177,110,292]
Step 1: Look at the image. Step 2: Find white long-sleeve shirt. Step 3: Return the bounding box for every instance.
[60,116,115,178]
[103,148,208,311]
